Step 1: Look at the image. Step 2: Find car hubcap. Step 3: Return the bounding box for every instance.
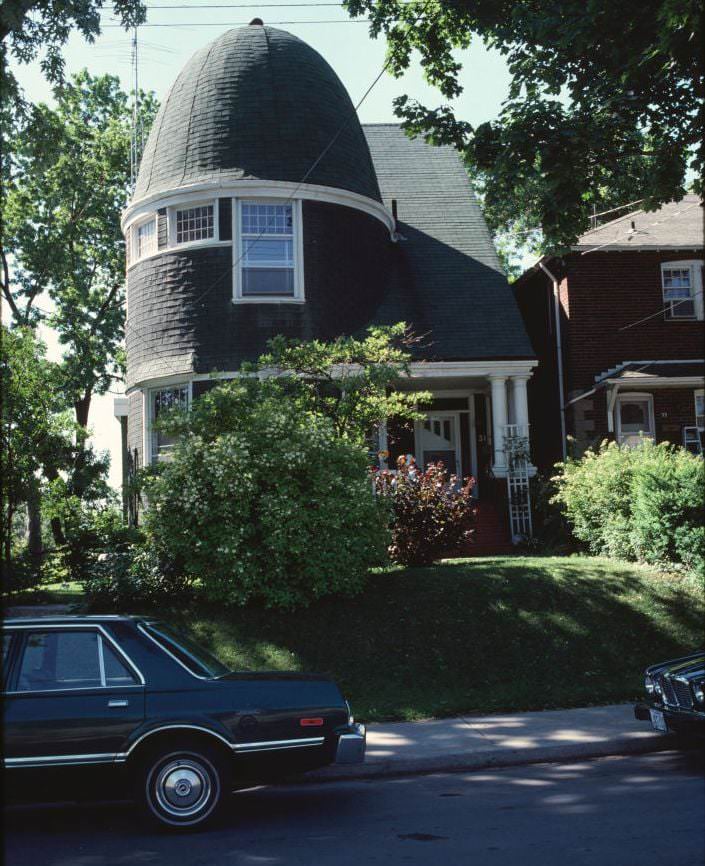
[155,759,211,817]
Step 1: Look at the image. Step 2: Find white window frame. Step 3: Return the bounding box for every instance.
[695,389,705,431]
[126,214,157,270]
[169,199,219,249]
[135,216,157,259]
[233,198,305,304]
[145,382,192,466]
[615,392,655,446]
[661,260,704,321]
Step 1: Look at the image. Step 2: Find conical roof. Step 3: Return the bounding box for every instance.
[134,25,382,203]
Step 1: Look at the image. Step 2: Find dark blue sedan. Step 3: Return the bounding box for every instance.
[2,615,365,830]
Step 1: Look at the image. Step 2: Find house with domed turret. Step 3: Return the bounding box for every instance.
[115,22,537,543]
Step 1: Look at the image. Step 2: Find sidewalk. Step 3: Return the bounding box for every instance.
[310,704,674,782]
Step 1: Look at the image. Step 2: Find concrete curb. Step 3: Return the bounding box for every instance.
[303,732,677,784]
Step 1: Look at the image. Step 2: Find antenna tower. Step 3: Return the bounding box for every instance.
[129,25,141,191]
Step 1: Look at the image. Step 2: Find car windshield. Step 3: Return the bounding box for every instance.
[143,622,230,678]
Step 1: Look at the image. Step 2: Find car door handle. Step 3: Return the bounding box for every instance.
[108,700,129,708]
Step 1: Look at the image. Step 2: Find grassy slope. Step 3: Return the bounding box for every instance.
[179,556,704,722]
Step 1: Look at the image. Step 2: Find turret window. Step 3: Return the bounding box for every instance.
[240,202,295,296]
[176,204,214,244]
[136,219,156,258]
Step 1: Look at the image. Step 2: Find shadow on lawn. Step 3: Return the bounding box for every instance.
[179,558,703,721]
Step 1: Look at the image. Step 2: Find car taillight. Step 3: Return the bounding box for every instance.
[300,717,324,727]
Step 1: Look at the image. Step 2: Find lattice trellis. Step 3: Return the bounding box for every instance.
[503,424,533,541]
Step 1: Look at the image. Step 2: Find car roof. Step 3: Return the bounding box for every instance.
[2,614,143,628]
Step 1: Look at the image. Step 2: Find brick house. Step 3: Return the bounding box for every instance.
[114,23,537,540]
[514,196,704,472]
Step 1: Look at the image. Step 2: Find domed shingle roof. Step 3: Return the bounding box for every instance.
[134,25,382,203]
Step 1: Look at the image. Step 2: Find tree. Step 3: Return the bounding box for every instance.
[1,1,145,98]
[2,71,157,490]
[345,0,703,251]
[0,326,74,581]
[248,323,431,446]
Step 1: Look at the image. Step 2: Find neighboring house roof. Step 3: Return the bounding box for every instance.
[134,25,381,204]
[364,124,535,360]
[573,195,704,251]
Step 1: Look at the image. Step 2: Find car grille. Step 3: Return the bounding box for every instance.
[659,675,693,709]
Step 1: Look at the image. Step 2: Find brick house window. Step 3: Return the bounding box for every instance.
[149,385,190,464]
[661,260,704,320]
[696,390,705,431]
[175,205,214,244]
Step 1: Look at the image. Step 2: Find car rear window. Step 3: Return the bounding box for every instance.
[142,623,230,678]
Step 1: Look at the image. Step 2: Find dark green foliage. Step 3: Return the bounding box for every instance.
[552,441,705,574]
[345,0,702,251]
[374,462,476,565]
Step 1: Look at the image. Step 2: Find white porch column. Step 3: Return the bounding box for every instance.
[377,419,388,469]
[510,375,531,438]
[489,375,508,472]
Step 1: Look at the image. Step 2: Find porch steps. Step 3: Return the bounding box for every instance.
[463,501,515,556]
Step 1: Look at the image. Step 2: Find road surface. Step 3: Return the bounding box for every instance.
[4,751,703,866]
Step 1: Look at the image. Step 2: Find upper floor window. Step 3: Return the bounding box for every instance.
[661,260,704,320]
[150,385,190,464]
[236,200,303,301]
[136,218,157,259]
[176,204,214,244]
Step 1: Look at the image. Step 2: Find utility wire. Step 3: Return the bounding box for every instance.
[618,290,704,332]
[104,18,370,26]
[123,0,436,348]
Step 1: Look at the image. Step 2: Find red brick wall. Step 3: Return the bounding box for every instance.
[563,250,704,391]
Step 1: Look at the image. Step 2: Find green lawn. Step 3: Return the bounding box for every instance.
[3,579,85,608]
[175,556,703,722]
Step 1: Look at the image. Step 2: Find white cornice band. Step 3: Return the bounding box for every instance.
[122,179,397,237]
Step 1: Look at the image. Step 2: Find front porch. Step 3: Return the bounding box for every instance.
[378,361,537,543]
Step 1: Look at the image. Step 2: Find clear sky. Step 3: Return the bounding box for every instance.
[11,1,513,491]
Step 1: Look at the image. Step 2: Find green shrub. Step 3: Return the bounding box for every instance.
[141,381,389,609]
[374,462,476,566]
[552,439,704,572]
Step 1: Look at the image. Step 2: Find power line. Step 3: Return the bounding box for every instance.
[123,0,435,347]
[618,290,704,332]
[144,3,350,7]
[104,18,370,27]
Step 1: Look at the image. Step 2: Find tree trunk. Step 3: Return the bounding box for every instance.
[72,389,92,497]
[26,476,43,572]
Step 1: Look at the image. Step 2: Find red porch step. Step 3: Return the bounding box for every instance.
[461,501,516,556]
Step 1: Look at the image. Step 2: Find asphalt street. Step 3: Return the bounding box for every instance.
[4,751,704,866]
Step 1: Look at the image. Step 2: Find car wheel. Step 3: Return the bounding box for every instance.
[137,746,228,831]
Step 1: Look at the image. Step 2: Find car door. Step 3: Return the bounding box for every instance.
[3,625,145,768]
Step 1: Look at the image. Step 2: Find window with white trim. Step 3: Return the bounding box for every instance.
[136,218,156,259]
[696,390,705,431]
[238,201,297,298]
[150,385,190,464]
[661,260,704,320]
[175,204,214,244]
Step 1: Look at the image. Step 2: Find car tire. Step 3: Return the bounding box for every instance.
[136,745,228,831]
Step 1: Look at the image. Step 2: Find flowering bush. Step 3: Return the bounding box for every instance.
[551,440,704,574]
[374,462,476,566]
[140,381,389,609]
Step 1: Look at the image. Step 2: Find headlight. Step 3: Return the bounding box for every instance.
[644,675,655,694]
[694,682,705,705]
[345,699,354,726]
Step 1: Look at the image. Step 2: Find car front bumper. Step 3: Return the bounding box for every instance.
[335,722,366,764]
[634,702,705,735]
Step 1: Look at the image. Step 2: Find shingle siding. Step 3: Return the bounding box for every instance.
[126,201,393,387]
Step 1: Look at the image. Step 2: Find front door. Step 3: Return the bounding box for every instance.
[617,395,654,446]
[417,413,461,477]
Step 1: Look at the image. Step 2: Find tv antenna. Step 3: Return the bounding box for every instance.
[129,25,142,191]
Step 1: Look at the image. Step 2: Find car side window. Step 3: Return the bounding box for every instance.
[2,633,14,688]
[17,631,102,692]
[102,638,139,686]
